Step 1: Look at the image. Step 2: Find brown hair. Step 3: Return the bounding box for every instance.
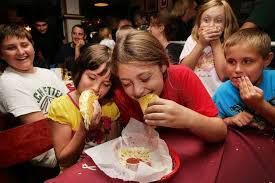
[99,27,112,40]
[171,0,196,17]
[149,13,181,41]
[224,28,271,59]
[192,0,239,42]
[112,30,169,75]
[0,24,34,72]
[72,44,117,100]
[115,25,134,41]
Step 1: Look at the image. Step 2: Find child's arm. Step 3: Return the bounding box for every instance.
[19,111,46,124]
[51,120,87,168]
[179,28,209,69]
[180,27,224,71]
[210,39,227,81]
[180,41,205,69]
[74,39,85,60]
[223,112,253,127]
[51,101,102,168]
[107,120,121,140]
[239,76,275,126]
[144,98,227,142]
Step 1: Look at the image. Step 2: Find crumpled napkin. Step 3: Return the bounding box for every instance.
[85,118,172,183]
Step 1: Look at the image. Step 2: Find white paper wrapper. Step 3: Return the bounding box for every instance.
[85,118,172,183]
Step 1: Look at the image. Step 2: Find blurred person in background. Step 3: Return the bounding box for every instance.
[240,0,275,69]
[133,12,148,31]
[55,24,87,72]
[148,12,183,64]
[99,26,115,49]
[31,16,63,68]
[171,0,198,41]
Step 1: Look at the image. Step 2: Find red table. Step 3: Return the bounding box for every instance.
[45,127,275,183]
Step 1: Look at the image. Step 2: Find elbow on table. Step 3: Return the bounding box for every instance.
[207,118,228,143]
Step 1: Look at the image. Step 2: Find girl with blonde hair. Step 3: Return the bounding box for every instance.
[179,0,239,96]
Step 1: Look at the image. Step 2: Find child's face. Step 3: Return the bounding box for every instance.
[0,36,34,73]
[225,43,272,87]
[200,6,225,32]
[117,62,166,101]
[78,63,112,99]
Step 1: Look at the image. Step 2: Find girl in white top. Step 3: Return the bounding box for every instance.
[179,0,238,96]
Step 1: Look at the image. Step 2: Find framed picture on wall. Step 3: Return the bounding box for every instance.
[145,0,158,13]
[160,0,168,8]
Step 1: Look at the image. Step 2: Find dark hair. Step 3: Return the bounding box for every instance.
[71,24,85,33]
[0,24,33,72]
[71,44,118,102]
[33,16,49,24]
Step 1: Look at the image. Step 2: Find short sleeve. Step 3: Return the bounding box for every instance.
[48,96,73,125]
[0,80,41,117]
[179,35,197,61]
[212,92,226,118]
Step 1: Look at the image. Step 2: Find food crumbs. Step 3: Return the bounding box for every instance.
[78,172,82,175]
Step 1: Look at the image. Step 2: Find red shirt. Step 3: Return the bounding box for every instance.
[114,65,218,124]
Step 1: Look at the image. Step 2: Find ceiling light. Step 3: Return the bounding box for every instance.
[94,2,109,7]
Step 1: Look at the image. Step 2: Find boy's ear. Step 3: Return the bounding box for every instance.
[264,52,274,67]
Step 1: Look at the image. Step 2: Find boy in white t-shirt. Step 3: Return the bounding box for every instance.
[0,24,68,167]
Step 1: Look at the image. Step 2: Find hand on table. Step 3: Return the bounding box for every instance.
[224,111,253,127]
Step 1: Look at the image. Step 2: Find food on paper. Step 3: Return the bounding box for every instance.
[138,93,159,114]
[118,147,151,171]
[125,158,141,171]
[79,90,99,130]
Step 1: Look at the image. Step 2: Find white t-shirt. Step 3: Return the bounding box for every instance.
[179,35,222,96]
[0,67,68,167]
[0,67,68,117]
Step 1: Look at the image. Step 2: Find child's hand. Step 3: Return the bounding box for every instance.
[198,27,222,47]
[238,76,264,109]
[79,100,102,132]
[143,98,194,128]
[224,111,253,127]
[89,100,102,129]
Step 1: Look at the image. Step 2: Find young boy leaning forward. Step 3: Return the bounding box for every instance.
[213,28,275,129]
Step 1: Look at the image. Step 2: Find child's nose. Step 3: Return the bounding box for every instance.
[133,85,144,99]
[235,63,242,73]
[17,47,25,55]
[90,84,100,95]
[209,21,215,27]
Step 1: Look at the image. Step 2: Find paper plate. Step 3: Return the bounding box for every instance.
[158,147,180,182]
